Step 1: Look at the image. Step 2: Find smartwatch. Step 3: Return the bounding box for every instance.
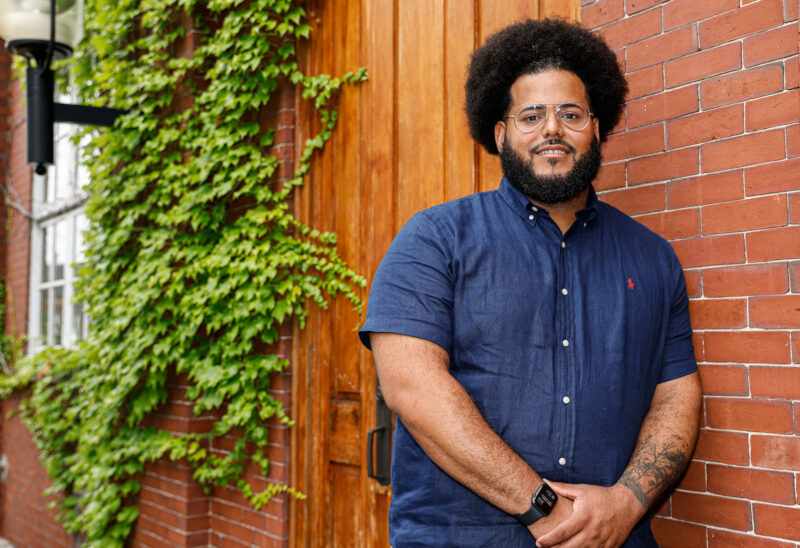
[514,482,558,526]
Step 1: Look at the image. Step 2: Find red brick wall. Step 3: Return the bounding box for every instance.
[582,0,800,545]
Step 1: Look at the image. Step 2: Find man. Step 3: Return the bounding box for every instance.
[359,18,701,548]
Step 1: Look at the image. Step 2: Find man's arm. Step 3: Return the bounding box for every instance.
[370,332,573,538]
[535,372,702,548]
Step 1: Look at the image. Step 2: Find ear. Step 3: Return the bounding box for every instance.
[494,120,507,153]
[592,116,600,142]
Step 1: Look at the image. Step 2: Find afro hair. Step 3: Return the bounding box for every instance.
[465,18,628,154]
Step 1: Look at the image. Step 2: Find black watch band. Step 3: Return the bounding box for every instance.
[514,482,557,526]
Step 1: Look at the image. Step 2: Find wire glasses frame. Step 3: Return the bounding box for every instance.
[505,103,594,133]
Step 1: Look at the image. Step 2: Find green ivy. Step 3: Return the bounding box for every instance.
[1,0,366,545]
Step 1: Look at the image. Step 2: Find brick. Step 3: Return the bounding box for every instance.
[706,397,794,433]
[752,434,800,470]
[700,65,784,108]
[672,491,751,530]
[746,158,800,196]
[628,148,699,185]
[753,294,800,329]
[750,365,800,398]
[793,262,800,292]
[747,226,800,262]
[704,331,791,364]
[789,123,800,157]
[676,459,706,492]
[627,27,698,72]
[602,124,664,162]
[684,269,701,297]
[688,298,747,328]
[788,0,799,20]
[754,504,800,541]
[636,209,700,240]
[667,171,743,209]
[671,234,744,268]
[626,65,664,100]
[746,90,800,132]
[786,56,799,89]
[667,104,743,148]
[582,0,624,28]
[650,517,706,548]
[600,183,665,215]
[702,194,788,234]
[695,428,747,467]
[594,162,626,191]
[628,86,699,128]
[697,364,747,395]
[792,193,800,223]
[625,0,667,16]
[665,43,742,88]
[663,0,739,31]
[595,8,662,49]
[699,0,785,49]
[708,464,796,504]
[794,330,800,363]
[703,263,789,297]
[708,529,795,548]
[744,24,800,67]
[701,129,786,173]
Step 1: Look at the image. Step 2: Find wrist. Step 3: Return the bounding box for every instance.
[612,482,647,521]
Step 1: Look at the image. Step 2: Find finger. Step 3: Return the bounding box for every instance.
[544,479,584,500]
[535,515,584,547]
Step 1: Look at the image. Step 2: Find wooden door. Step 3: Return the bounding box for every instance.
[291,1,580,546]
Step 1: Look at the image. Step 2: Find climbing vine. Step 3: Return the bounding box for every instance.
[1,0,366,545]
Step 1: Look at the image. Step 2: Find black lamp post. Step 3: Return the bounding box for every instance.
[0,0,126,174]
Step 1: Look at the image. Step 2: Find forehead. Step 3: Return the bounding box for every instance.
[508,69,588,107]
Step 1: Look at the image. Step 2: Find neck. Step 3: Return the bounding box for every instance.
[529,186,590,235]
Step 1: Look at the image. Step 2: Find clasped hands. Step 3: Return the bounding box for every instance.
[529,481,644,548]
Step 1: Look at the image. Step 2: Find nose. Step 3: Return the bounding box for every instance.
[540,106,564,138]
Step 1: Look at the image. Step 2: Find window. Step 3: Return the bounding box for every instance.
[28,113,90,353]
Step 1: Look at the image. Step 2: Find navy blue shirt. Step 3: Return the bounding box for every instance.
[359,178,696,547]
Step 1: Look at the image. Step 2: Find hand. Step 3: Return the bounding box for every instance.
[533,481,644,548]
[528,492,573,541]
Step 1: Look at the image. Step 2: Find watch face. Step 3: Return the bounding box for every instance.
[533,484,558,514]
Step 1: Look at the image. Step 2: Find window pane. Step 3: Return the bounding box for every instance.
[73,213,88,276]
[54,218,69,280]
[42,224,53,282]
[72,301,85,345]
[40,288,49,344]
[53,286,64,346]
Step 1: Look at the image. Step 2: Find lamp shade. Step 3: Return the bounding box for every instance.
[0,0,82,50]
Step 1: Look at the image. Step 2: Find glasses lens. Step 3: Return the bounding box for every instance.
[557,104,590,130]
[512,104,590,132]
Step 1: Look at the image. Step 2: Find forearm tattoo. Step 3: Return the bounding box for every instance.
[617,433,690,510]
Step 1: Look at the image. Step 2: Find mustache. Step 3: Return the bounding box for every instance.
[531,139,577,155]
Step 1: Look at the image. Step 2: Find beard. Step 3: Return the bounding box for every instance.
[500,137,602,204]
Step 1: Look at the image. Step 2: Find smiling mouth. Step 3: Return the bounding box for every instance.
[532,140,577,158]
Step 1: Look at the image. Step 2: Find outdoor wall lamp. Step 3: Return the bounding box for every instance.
[0,0,126,174]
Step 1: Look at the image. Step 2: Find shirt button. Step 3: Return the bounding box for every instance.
[529,214,535,220]
[561,288,568,296]
[561,241,566,249]
[562,396,570,404]
[532,206,539,212]
[583,222,587,228]
[558,457,566,466]
[562,339,569,347]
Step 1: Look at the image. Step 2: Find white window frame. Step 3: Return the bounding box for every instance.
[27,112,90,355]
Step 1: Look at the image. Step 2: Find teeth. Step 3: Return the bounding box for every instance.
[537,150,568,155]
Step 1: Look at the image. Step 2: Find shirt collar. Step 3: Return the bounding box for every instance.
[498,177,600,224]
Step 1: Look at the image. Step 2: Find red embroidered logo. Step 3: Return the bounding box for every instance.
[628,277,635,290]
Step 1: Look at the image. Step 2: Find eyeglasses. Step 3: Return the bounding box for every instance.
[505,103,594,133]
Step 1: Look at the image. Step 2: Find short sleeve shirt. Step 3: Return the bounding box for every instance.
[359,178,697,547]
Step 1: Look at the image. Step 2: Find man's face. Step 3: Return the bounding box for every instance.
[494,69,602,204]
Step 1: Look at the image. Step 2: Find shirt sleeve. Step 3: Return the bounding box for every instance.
[657,247,698,383]
[358,210,455,355]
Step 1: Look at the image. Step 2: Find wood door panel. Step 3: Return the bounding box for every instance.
[329,400,362,466]
[292,2,580,547]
